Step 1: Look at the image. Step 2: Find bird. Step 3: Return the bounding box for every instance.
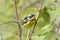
[22,14,36,28]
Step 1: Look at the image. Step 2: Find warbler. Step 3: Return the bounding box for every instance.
[22,14,36,28]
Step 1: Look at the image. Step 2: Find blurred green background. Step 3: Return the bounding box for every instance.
[0,0,60,40]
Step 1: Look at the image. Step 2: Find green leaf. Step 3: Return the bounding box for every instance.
[42,7,50,23]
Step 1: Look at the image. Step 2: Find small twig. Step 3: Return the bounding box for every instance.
[14,0,22,40]
[28,0,43,40]
[26,29,31,40]
[0,21,17,25]
[0,21,18,35]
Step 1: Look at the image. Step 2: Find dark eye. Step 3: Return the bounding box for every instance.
[31,14,35,16]
[24,17,27,19]
[28,16,32,18]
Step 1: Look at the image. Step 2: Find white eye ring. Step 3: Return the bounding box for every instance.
[24,20,26,22]
[27,18,30,20]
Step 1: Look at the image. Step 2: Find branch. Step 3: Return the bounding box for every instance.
[14,0,22,40]
[28,0,43,40]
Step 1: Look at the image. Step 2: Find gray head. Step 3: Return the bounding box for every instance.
[22,14,35,25]
[26,14,35,19]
